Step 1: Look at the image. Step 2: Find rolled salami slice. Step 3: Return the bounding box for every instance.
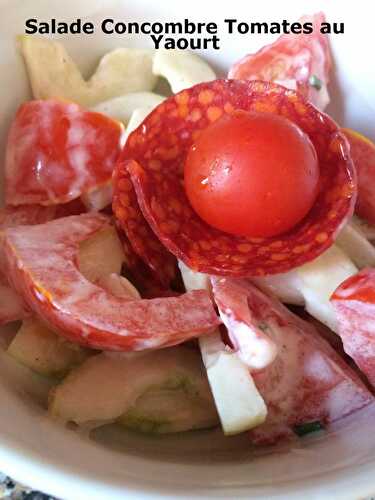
[4,213,219,351]
[113,159,177,287]
[115,79,355,277]
[342,129,375,225]
[331,268,375,388]
[228,13,331,110]
[211,278,373,444]
[5,100,123,206]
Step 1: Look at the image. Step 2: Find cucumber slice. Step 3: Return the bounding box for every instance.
[8,319,90,377]
[98,273,140,300]
[19,36,157,106]
[252,271,304,306]
[178,262,267,435]
[336,220,375,268]
[297,245,357,332]
[119,383,218,434]
[353,215,375,241]
[78,225,125,284]
[123,107,154,144]
[152,49,216,94]
[199,332,267,435]
[49,346,218,431]
[246,244,358,334]
[91,92,164,125]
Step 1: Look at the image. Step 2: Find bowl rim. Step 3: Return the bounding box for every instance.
[1,1,375,498]
[1,428,375,500]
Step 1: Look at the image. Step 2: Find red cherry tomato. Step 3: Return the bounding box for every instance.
[184,110,320,238]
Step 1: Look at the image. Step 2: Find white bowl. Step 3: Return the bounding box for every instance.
[1,1,375,498]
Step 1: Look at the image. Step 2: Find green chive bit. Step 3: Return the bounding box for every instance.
[258,322,269,332]
[309,75,323,91]
[293,421,324,437]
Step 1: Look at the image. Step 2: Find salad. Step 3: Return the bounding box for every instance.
[1,12,375,445]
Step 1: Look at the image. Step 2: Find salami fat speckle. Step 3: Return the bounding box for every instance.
[4,213,219,351]
[5,100,123,206]
[115,79,356,277]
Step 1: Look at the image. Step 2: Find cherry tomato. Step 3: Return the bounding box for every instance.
[184,110,320,238]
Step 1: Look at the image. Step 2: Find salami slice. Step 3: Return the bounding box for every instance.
[331,268,375,388]
[211,278,373,444]
[5,100,123,206]
[342,129,375,225]
[4,213,220,351]
[116,79,355,277]
[0,204,56,272]
[0,204,57,231]
[228,13,331,110]
[113,159,177,287]
[0,205,56,325]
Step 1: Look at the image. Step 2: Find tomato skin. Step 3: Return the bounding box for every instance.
[184,110,320,238]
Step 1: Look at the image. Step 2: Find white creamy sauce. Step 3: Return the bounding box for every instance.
[39,100,56,143]
[68,147,90,188]
[258,322,301,411]
[65,117,100,197]
[67,122,87,145]
[303,350,337,384]
[219,311,277,370]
